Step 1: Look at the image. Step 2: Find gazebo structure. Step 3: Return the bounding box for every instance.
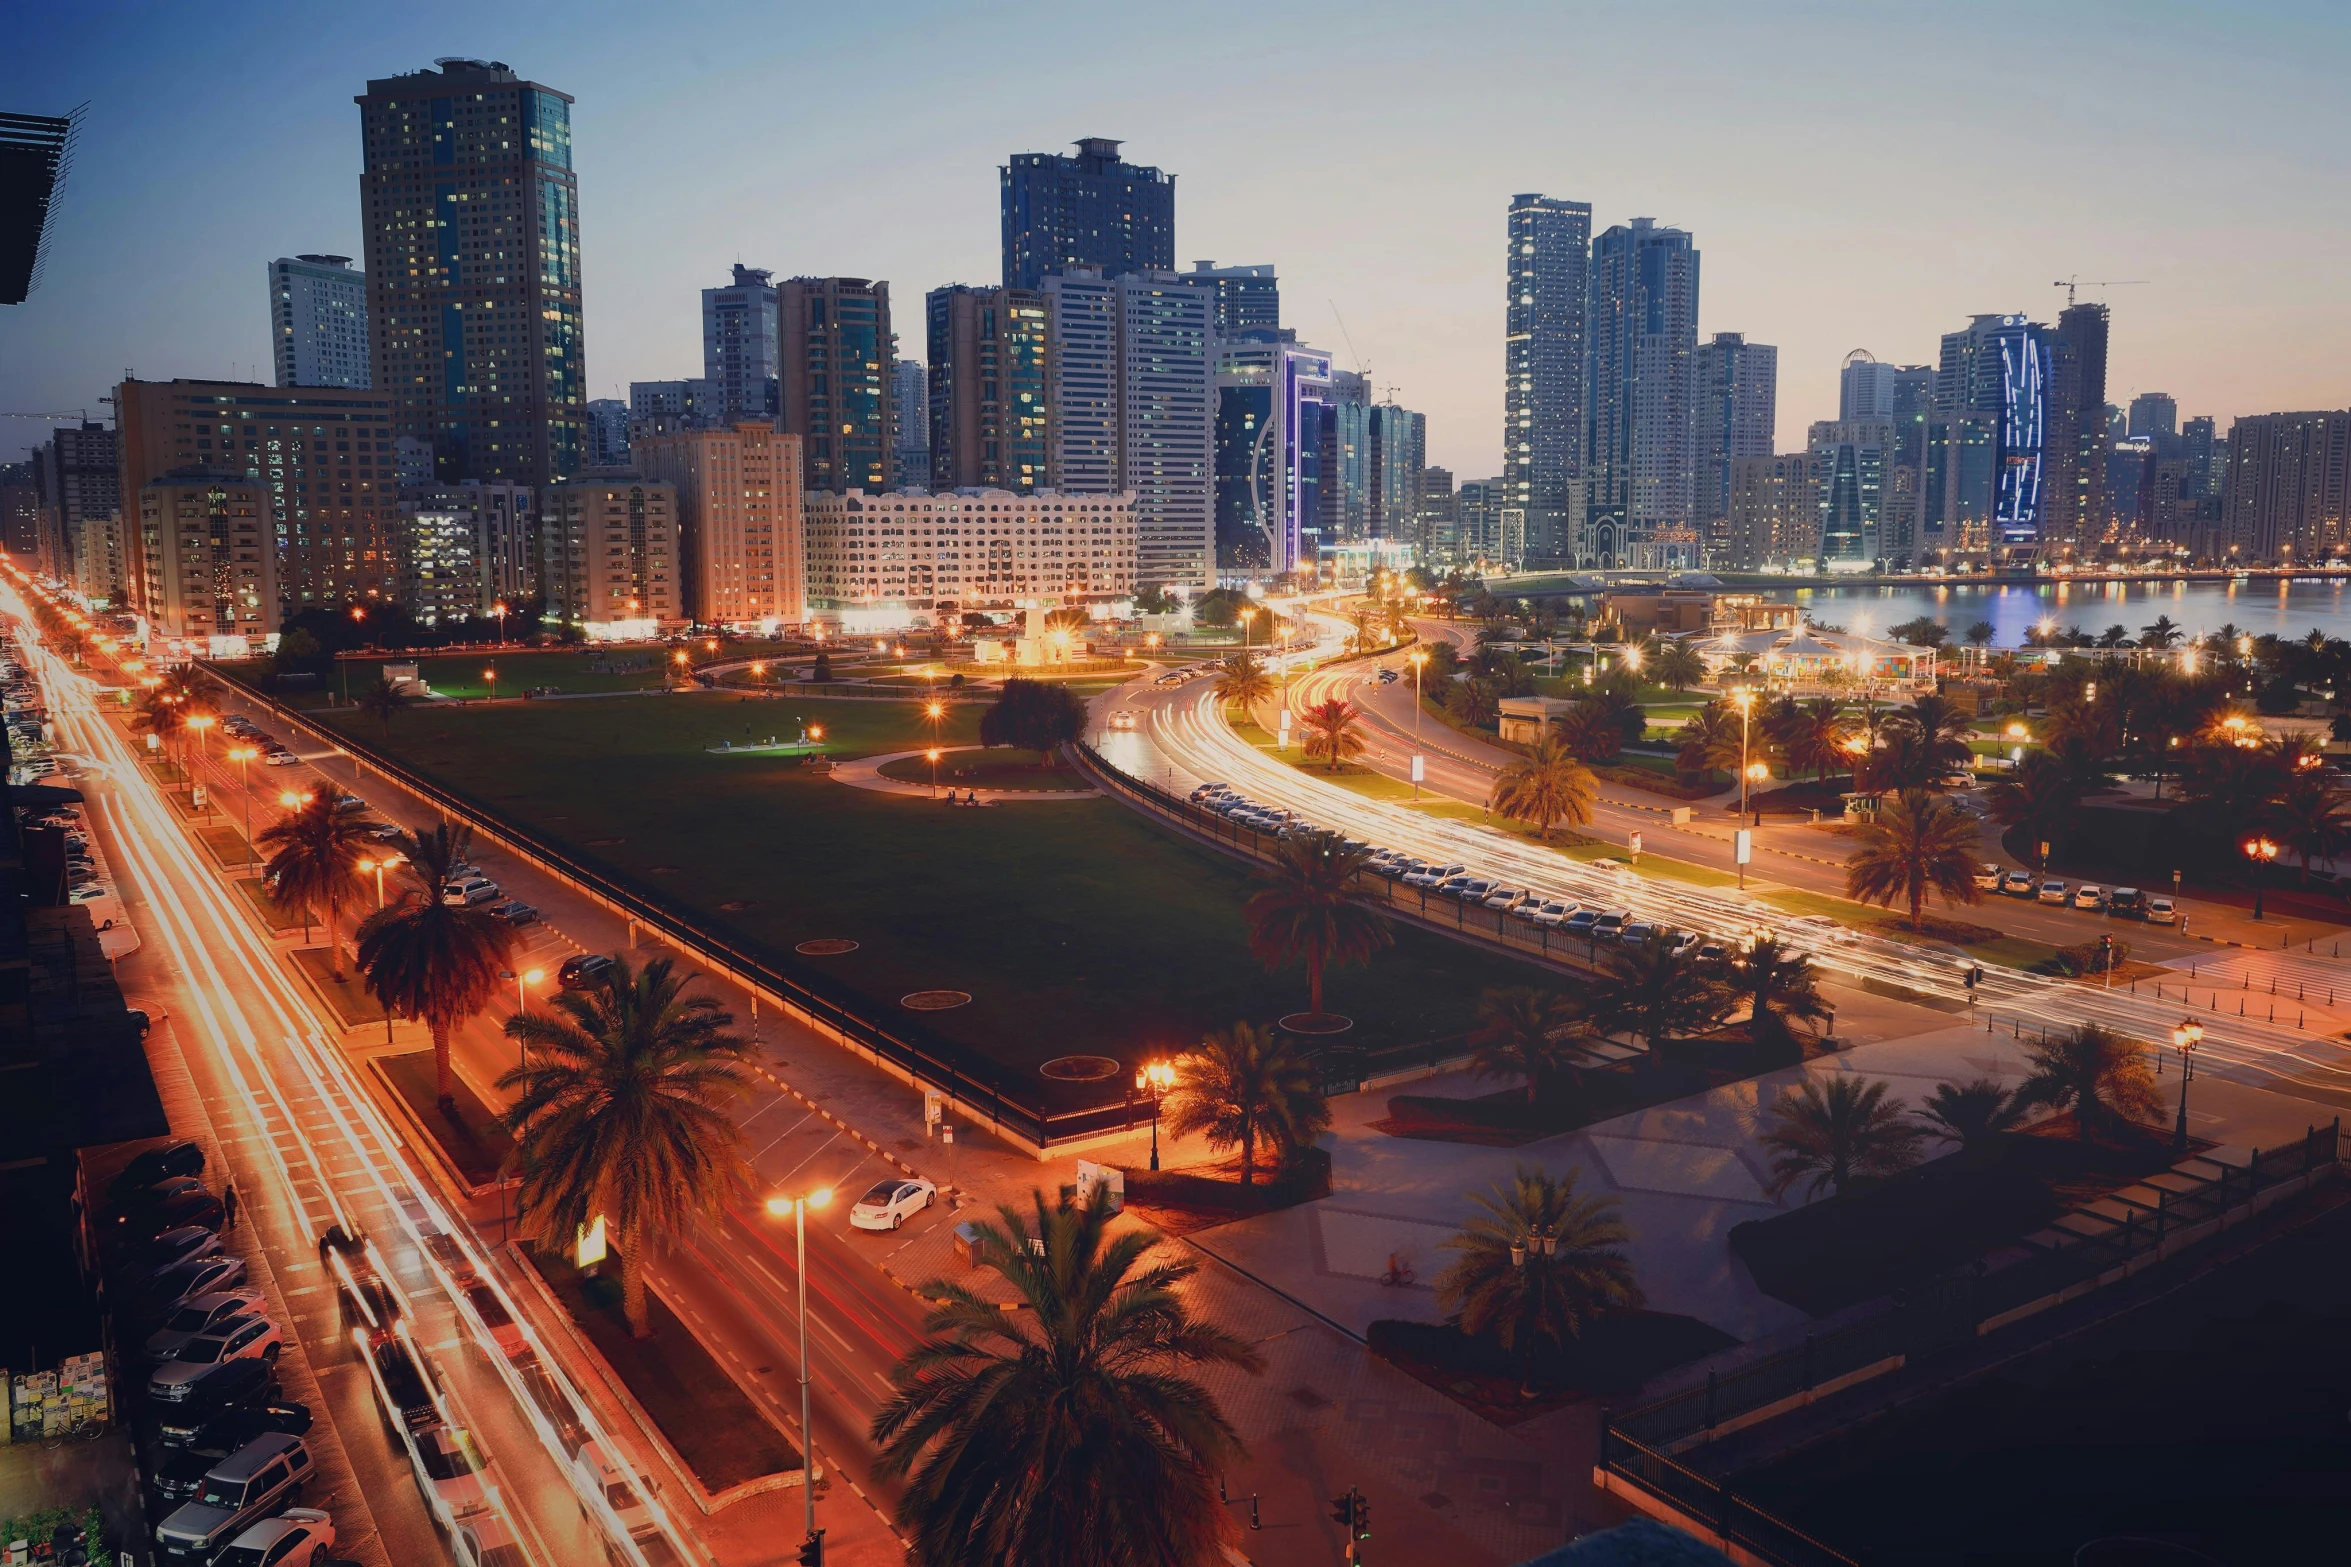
[1692,625,1938,693]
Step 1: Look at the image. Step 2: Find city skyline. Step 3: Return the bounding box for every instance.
[4,2,2347,490]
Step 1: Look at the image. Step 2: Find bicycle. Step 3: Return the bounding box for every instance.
[41,1412,106,1448]
[1379,1253,1415,1288]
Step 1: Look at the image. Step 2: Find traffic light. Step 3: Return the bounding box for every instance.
[1329,1488,1354,1529]
[796,1530,825,1566]
[1354,1495,1371,1541]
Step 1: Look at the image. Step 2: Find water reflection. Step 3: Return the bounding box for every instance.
[1767,578,2351,644]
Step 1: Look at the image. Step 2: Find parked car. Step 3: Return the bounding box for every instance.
[111,1141,206,1201]
[1972,862,2003,891]
[488,900,539,927]
[1667,932,1703,958]
[1562,909,1602,938]
[2145,894,2178,925]
[1528,900,1577,928]
[453,1515,529,1567]
[116,1188,226,1245]
[154,1358,281,1447]
[1592,910,1632,941]
[148,1316,285,1404]
[142,1224,225,1271]
[153,1434,314,1561]
[850,1176,938,1232]
[2038,879,2069,905]
[263,749,301,767]
[1481,887,1528,911]
[2001,870,2037,898]
[213,1508,335,1567]
[2072,884,2108,911]
[2106,887,2146,919]
[442,877,501,907]
[144,1289,270,1364]
[162,1401,312,1464]
[133,1256,251,1325]
[557,953,615,991]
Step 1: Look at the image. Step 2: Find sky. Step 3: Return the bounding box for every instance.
[5,0,2347,478]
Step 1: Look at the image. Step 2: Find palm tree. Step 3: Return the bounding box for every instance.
[870,1187,1262,1567]
[1715,936,1831,1059]
[1298,697,1366,773]
[1964,621,1997,649]
[1488,733,1598,841]
[2013,1025,2163,1142]
[1211,652,1272,714]
[1582,931,1731,1065]
[1675,701,1744,779]
[1466,988,1588,1107]
[1779,696,1854,786]
[256,792,379,977]
[1435,1165,1641,1396]
[355,824,518,1112]
[1758,1076,1924,1202]
[2273,773,2351,879]
[2138,615,2184,650]
[498,956,755,1337]
[1894,694,1977,774]
[1554,700,1624,763]
[1242,830,1391,1020]
[1649,640,1705,691]
[356,675,413,738]
[1917,1078,2023,1149]
[1844,789,1982,932]
[1986,751,2083,863]
[1162,1022,1329,1186]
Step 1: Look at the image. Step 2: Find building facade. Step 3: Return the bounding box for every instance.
[1503,195,1590,567]
[2129,392,2178,445]
[1727,452,1823,571]
[891,360,929,487]
[1937,313,2051,556]
[268,255,371,389]
[925,285,1051,493]
[628,379,725,432]
[1809,422,1897,570]
[540,477,681,636]
[1368,402,1426,541]
[400,480,537,618]
[31,422,118,587]
[703,265,780,424]
[801,488,1136,621]
[2222,411,2351,561]
[633,424,806,626]
[1587,217,1701,568]
[135,470,278,641]
[585,398,630,467]
[399,506,481,626]
[1186,260,1278,335]
[356,59,584,486]
[1212,333,1332,573]
[778,276,894,496]
[1001,138,1174,291]
[2041,303,2111,550]
[114,378,400,614]
[0,465,38,565]
[1693,333,1777,564]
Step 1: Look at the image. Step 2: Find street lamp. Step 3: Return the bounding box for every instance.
[484,666,498,703]
[927,746,943,799]
[357,853,402,908]
[1733,687,1758,824]
[1240,605,1259,656]
[2170,1020,2202,1155]
[1135,1059,1175,1170]
[229,746,258,870]
[2242,835,2278,919]
[517,967,543,1012]
[762,1186,836,1555]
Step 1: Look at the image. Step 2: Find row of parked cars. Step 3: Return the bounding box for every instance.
[218,714,302,766]
[1973,864,2179,923]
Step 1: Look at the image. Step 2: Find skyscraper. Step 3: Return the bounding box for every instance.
[2042,303,2111,548]
[585,399,630,467]
[1587,217,1701,567]
[926,285,1052,492]
[778,277,894,495]
[268,256,371,389]
[356,59,583,486]
[1810,421,1897,570]
[135,470,277,640]
[634,423,806,626]
[1320,370,1372,542]
[1693,333,1777,564]
[31,421,118,585]
[1838,352,1900,421]
[628,379,725,432]
[1368,402,1426,541]
[1212,331,1332,573]
[1937,314,2050,556]
[702,265,781,425]
[1186,261,1278,335]
[540,477,680,633]
[891,360,929,486]
[1415,467,1458,561]
[2128,391,2179,445]
[1727,452,1823,571]
[2221,410,2351,560]
[1001,138,1174,291]
[1503,195,1590,567]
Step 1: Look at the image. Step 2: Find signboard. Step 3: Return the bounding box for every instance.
[1074,1161,1125,1212]
[1629,831,1643,862]
[1735,829,1752,866]
[575,1215,608,1268]
[1410,755,1425,784]
[923,1090,944,1131]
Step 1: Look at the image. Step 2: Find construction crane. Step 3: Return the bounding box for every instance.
[2053,276,2147,308]
[0,409,93,422]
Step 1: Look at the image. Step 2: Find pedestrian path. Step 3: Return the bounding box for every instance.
[828,749,1097,802]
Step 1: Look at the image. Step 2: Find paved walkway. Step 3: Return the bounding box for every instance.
[828,748,1097,802]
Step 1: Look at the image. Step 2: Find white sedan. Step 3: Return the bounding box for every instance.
[850,1177,938,1232]
[216,1509,335,1567]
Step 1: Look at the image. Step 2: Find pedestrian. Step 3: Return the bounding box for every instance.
[222,1179,240,1233]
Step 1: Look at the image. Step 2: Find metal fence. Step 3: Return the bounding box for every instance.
[1598,1428,1859,1567]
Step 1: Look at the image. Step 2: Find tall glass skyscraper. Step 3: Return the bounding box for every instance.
[1212,332,1331,573]
[1937,313,2052,555]
[1693,332,1776,564]
[1587,218,1701,568]
[778,277,895,495]
[1503,195,1590,567]
[268,256,371,388]
[356,59,583,486]
[1001,138,1175,291]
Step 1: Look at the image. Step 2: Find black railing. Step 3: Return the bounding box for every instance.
[1598,1427,1858,1567]
[198,664,1141,1151]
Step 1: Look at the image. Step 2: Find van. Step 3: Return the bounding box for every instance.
[2107,887,2146,919]
[154,1432,314,1560]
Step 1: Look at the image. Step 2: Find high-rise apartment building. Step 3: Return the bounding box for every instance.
[634,423,806,626]
[1810,422,1897,570]
[1588,217,1701,568]
[1726,453,1823,571]
[926,285,1051,493]
[356,59,583,486]
[1187,261,1278,335]
[891,360,929,486]
[0,465,39,565]
[627,379,726,437]
[1319,370,1372,543]
[1368,402,1426,541]
[114,378,400,613]
[1044,270,1216,589]
[268,256,371,389]
[540,476,681,634]
[2182,416,2220,498]
[778,277,894,496]
[1002,138,1174,291]
[2042,303,2111,548]
[1415,467,1458,561]
[31,422,119,585]
[1212,332,1332,572]
[1454,478,1513,563]
[1503,195,1590,567]
[585,399,630,467]
[2221,411,2351,560]
[1937,314,2051,555]
[802,489,1136,617]
[135,470,278,640]
[1839,352,1901,421]
[703,265,781,424]
[2129,392,2179,446]
[401,480,537,614]
[1693,333,1777,563]
[400,507,481,626]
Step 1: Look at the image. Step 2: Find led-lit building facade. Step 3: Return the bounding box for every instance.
[1213,332,1332,573]
[1936,313,2051,557]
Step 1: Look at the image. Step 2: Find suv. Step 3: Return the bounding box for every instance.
[151,1404,311,1504]
[148,1315,284,1403]
[155,1358,280,1447]
[154,1433,314,1561]
[442,877,501,907]
[558,953,616,991]
[145,1289,270,1364]
[214,1509,335,1567]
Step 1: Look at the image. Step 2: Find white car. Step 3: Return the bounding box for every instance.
[263,749,300,767]
[2145,894,2178,926]
[1972,862,2003,891]
[570,1438,653,1538]
[2072,884,2107,911]
[2038,879,2069,905]
[215,1508,335,1567]
[413,1423,494,1520]
[453,1515,529,1567]
[1108,710,1137,731]
[850,1176,938,1232]
[1527,900,1576,927]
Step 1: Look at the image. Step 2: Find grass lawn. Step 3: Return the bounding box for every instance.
[392,650,688,699]
[198,823,253,869]
[315,695,1562,1094]
[236,876,313,933]
[289,944,389,1025]
[374,1049,514,1188]
[876,749,1094,792]
[1369,1313,1737,1425]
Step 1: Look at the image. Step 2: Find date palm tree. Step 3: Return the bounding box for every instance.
[1488,733,1598,841]
[1986,751,2084,863]
[1162,1022,1329,1186]
[498,956,755,1337]
[1758,1075,1924,1202]
[1211,652,1272,714]
[1243,830,1390,1020]
[1435,1165,1641,1397]
[1917,1078,2024,1149]
[1715,935,1832,1060]
[1554,699,1624,763]
[356,824,518,1113]
[1298,696,1365,772]
[1581,931,1731,1067]
[1648,639,1705,692]
[1964,621,1997,650]
[1675,701,1744,780]
[356,675,413,738]
[2138,615,2184,650]
[1844,789,1983,932]
[256,791,378,977]
[1466,988,1589,1108]
[2013,1025,2163,1142]
[2273,772,2351,880]
[1779,696,1855,786]
[870,1186,1263,1567]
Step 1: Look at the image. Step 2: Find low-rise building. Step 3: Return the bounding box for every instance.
[633,423,805,628]
[398,481,536,625]
[801,487,1135,629]
[540,477,682,639]
[1497,695,1579,744]
[135,469,277,645]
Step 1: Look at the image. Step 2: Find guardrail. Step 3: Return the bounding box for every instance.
[196,663,1140,1156]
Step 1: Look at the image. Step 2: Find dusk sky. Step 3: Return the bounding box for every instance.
[6,0,2346,475]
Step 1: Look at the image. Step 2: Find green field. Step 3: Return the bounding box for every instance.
[314,693,1557,1088]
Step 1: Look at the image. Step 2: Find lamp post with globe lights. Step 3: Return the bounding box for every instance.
[2243,835,2279,920]
[1136,1059,1175,1170]
[762,1186,835,1553]
[2170,1020,2202,1155]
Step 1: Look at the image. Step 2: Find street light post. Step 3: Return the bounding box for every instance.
[763,1188,836,1555]
[2171,1020,2202,1155]
[1135,1060,1174,1170]
[229,747,258,870]
[517,966,543,1012]
[1733,688,1756,824]
[484,666,498,704]
[1408,649,1429,799]
[2243,835,2278,920]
